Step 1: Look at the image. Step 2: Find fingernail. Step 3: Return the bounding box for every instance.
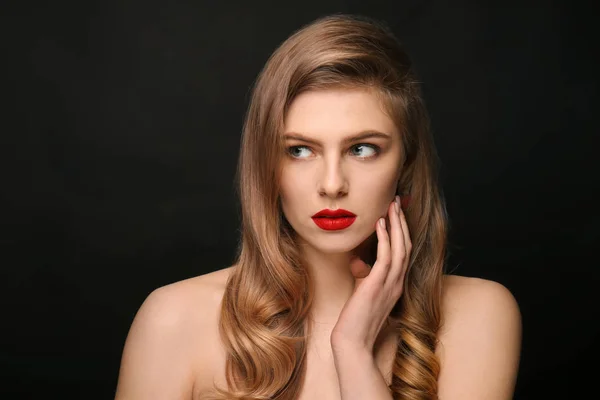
[394,196,400,213]
[379,218,385,228]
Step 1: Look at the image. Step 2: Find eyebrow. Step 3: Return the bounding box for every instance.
[283,130,392,145]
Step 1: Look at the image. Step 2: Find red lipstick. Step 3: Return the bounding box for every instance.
[311,209,356,231]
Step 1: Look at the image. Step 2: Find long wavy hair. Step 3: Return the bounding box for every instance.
[203,14,448,400]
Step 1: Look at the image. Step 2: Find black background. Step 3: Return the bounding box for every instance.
[2,1,598,399]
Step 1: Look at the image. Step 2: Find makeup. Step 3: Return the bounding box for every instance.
[311,209,357,231]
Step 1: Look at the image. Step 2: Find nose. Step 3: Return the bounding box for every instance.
[318,156,348,198]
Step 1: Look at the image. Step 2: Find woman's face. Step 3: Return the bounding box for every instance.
[279,88,404,255]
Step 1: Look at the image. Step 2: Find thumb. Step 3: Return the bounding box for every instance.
[350,256,372,279]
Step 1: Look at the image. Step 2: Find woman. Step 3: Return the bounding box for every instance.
[114,14,521,400]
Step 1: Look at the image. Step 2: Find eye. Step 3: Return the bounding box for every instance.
[350,144,379,158]
[287,145,313,159]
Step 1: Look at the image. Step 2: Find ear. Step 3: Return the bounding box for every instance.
[396,181,411,210]
[400,195,411,210]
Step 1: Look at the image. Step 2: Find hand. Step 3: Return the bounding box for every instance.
[330,195,412,353]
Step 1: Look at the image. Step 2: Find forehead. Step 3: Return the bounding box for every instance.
[284,88,399,139]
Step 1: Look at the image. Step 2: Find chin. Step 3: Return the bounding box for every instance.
[297,226,374,255]
[309,242,357,255]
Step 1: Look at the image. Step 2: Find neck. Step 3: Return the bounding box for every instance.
[300,233,376,328]
[304,249,355,326]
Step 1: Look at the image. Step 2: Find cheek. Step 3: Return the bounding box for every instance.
[360,170,399,200]
[280,162,313,192]
[279,171,304,216]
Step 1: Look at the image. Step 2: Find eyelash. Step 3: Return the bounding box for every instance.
[286,144,381,160]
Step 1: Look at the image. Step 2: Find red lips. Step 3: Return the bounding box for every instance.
[311,209,356,231]
[312,209,356,218]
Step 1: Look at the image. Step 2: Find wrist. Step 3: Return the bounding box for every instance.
[331,339,373,362]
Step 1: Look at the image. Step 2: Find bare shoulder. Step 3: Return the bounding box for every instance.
[115,265,236,400]
[163,264,236,305]
[133,264,235,335]
[436,275,522,399]
[441,274,518,304]
[440,275,521,326]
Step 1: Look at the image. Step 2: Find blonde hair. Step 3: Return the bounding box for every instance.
[204,14,448,400]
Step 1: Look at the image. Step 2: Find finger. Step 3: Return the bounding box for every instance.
[386,196,406,285]
[371,216,391,284]
[398,200,412,252]
[349,256,371,279]
[394,198,412,293]
[397,198,412,285]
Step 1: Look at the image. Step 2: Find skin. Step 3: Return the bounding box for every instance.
[114,88,522,400]
[281,88,412,398]
[280,88,403,327]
